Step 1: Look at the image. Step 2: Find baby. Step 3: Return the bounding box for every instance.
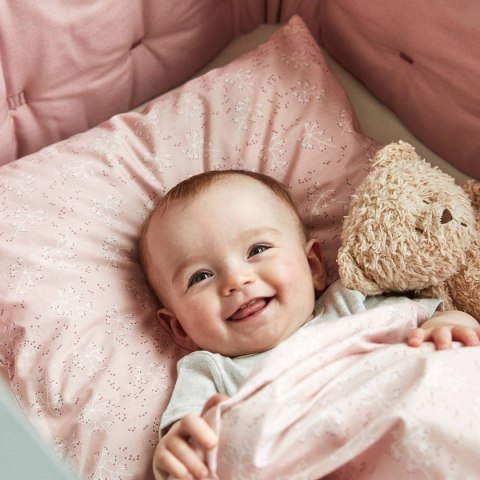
[140,170,479,480]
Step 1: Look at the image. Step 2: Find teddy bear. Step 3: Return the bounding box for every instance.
[445,179,480,319]
[337,141,479,320]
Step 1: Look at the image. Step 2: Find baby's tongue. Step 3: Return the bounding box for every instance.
[230,298,267,320]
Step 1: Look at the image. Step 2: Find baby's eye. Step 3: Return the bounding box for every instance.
[248,244,270,257]
[188,271,212,287]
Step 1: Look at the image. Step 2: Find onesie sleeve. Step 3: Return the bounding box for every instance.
[315,280,443,326]
[365,294,442,322]
[159,352,224,434]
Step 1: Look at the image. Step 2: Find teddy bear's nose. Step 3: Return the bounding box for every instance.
[441,208,453,224]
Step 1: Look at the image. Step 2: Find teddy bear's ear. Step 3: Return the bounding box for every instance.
[372,141,419,169]
[337,246,383,295]
[463,179,480,211]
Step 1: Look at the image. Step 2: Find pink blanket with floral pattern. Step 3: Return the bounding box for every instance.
[201,300,480,479]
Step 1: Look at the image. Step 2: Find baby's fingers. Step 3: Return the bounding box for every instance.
[202,393,229,415]
[408,325,480,350]
[178,414,218,450]
[408,326,453,350]
[155,416,217,480]
[166,435,209,479]
[407,328,426,347]
[431,326,453,350]
[155,445,196,480]
[450,326,480,347]
[167,415,217,478]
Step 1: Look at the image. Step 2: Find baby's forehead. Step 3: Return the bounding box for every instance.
[157,176,287,218]
[146,174,305,239]
[142,174,306,269]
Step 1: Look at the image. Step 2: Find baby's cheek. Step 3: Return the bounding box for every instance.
[270,263,298,289]
[277,262,316,304]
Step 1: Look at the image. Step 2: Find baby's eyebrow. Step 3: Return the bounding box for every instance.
[247,226,283,237]
[172,255,204,285]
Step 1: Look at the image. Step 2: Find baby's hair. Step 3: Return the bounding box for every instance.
[139,170,307,296]
[162,170,302,224]
[164,169,288,201]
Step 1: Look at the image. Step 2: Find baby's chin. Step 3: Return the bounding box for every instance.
[209,341,274,358]
[215,336,289,358]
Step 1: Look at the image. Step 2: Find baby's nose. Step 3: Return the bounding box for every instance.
[222,266,255,295]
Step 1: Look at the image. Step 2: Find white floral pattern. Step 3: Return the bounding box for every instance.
[224,68,255,92]
[233,97,265,131]
[292,79,325,104]
[261,132,287,171]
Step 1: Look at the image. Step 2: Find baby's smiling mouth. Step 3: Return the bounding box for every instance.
[228,297,272,321]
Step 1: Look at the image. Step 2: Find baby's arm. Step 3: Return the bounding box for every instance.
[153,393,228,480]
[408,310,480,350]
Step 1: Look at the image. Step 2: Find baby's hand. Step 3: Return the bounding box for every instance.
[153,393,228,480]
[408,310,480,350]
[153,415,216,480]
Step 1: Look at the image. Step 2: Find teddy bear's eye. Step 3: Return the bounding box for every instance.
[422,200,430,204]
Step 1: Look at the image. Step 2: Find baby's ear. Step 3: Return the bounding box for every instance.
[156,308,198,351]
[305,239,327,292]
[337,247,382,295]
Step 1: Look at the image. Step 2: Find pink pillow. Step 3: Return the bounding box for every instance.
[0,16,376,479]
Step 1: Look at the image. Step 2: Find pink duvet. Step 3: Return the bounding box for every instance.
[201,301,480,479]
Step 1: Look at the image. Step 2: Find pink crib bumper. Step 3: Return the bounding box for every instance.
[0,0,263,165]
[2,1,479,178]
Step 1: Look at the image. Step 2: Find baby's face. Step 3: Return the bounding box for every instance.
[144,176,325,356]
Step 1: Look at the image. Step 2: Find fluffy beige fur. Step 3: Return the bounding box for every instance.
[445,180,480,319]
[337,141,479,319]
